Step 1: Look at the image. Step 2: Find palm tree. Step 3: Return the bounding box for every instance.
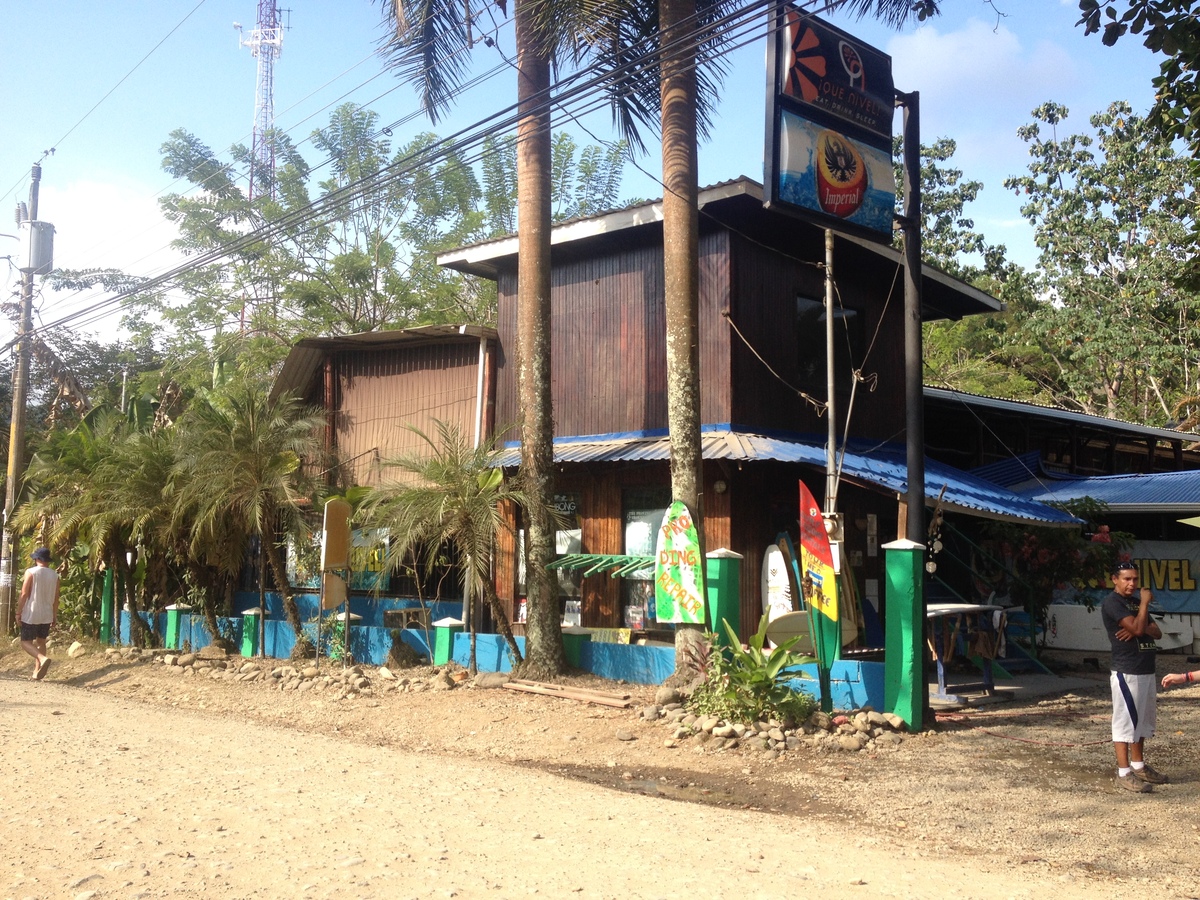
[377,0,607,677]
[172,384,325,637]
[15,411,161,646]
[357,420,532,670]
[585,0,934,672]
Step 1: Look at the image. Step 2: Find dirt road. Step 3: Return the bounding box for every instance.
[1,666,1194,900]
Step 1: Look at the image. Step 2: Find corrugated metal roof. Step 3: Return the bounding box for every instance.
[969,451,1044,489]
[927,387,1200,444]
[499,427,1079,526]
[1017,470,1200,514]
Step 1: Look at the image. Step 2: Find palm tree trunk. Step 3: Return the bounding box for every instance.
[513,0,564,680]
[661,0,708,678]
[120,549,153,647]
[482,576,524,666]
[263,533,302,635]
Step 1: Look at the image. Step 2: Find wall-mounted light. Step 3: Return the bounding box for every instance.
[713,480,728,494]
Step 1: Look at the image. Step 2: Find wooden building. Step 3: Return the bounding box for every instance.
[434,178,1074,637]
[272,325,497,488]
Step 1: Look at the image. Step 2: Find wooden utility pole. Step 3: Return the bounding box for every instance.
[1,163,42,633]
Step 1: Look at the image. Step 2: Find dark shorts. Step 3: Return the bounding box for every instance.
[20,621,50,641]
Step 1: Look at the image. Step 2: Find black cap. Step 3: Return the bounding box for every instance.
[30,547,51,562]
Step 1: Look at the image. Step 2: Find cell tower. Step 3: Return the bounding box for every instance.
[235,1,285,201]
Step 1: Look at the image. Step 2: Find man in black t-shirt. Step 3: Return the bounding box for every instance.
[1102,561,1167,793]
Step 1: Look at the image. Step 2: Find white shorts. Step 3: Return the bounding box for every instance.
[1111,671,1157,743]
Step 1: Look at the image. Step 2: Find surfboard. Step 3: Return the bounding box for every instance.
[768,534,814,654]
[761,543,795,623]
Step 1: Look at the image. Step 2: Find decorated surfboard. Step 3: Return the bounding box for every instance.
[653,500,706,625]
[765,536,814,654]
[799,481,839,711]
[761,543,794,622]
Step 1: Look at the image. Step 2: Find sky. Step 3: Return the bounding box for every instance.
[0,0,1165,348]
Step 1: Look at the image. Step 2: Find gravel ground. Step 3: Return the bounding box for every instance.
[4,636,1200,898]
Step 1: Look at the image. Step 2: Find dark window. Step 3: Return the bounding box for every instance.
[796,294,864,393]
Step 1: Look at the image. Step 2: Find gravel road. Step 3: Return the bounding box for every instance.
[2,643,1199,899]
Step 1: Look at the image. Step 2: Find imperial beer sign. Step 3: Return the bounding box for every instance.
[765,6,896,242]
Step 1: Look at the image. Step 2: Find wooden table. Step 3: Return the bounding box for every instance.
[926,603,1007,703]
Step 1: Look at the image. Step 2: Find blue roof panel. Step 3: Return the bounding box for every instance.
[1017,469,1200,513]
[501,427,1079,526]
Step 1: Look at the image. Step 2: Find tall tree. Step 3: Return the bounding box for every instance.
[1003,101,1200,420]
[376,0,604,678]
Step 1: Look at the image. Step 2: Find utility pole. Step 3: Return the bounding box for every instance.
[1,163,44,633]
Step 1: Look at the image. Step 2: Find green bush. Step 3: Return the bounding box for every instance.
[686,613,816,726]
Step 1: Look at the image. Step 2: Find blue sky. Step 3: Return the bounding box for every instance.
[0,0,1164,344]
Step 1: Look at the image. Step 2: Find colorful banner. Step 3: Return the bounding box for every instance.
[1061,540,1200,613]
[798,483,838,623]
[653,501,706,624]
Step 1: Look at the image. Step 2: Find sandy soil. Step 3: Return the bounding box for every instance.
[3,637,1200,899]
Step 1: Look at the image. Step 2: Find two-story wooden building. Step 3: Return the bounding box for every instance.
[428,177,1074,636]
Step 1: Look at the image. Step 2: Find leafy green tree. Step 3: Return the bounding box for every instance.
[1078,0,1200,154]
[1003,101,1200,420]
[358,420,533,671]
[14,411,160,645]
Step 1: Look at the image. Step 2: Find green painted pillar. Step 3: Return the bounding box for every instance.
[100,569,114,645]
[883,539,925,731]
[165,603,191,650]
[705,548,742,647]
[241,607,263,657]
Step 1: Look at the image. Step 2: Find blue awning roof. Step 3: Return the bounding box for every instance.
[1016,469,1200,514]
[500,427,1079,526]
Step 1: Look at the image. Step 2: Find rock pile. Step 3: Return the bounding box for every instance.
[106,646,476,698]
[642,687,907,755]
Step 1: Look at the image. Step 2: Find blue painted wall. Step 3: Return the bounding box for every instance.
[117,612,882,704]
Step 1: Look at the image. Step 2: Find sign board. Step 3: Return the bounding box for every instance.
[777,10,894,141]
[653,501,706,624]
[321,571,347,610]
[764,6,895,242]
[776,110,896,236]
[1057,540,1200,614]
[321,498,351,570]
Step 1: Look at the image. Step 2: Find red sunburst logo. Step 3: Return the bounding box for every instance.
[784,14,825,102]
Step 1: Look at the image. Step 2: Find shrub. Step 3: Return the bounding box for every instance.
[686,613,816,726]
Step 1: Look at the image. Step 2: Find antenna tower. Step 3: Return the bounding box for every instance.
[236,1,285,201]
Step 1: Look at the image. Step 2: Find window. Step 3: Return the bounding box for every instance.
[796,294,864,393]
[622,486,671,628]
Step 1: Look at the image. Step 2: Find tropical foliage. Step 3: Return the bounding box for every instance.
[356,420,534,671]
[686,615,817,726]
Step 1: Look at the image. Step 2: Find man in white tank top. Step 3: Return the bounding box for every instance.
[18,546,60,680]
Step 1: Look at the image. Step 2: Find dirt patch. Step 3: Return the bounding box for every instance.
[7,635,1200,893]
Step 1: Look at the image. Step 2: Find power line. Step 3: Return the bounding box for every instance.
[14,0,837,349]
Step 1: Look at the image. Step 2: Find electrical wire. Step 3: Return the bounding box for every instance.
[7,0,862,355]
[0,0,213,210]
